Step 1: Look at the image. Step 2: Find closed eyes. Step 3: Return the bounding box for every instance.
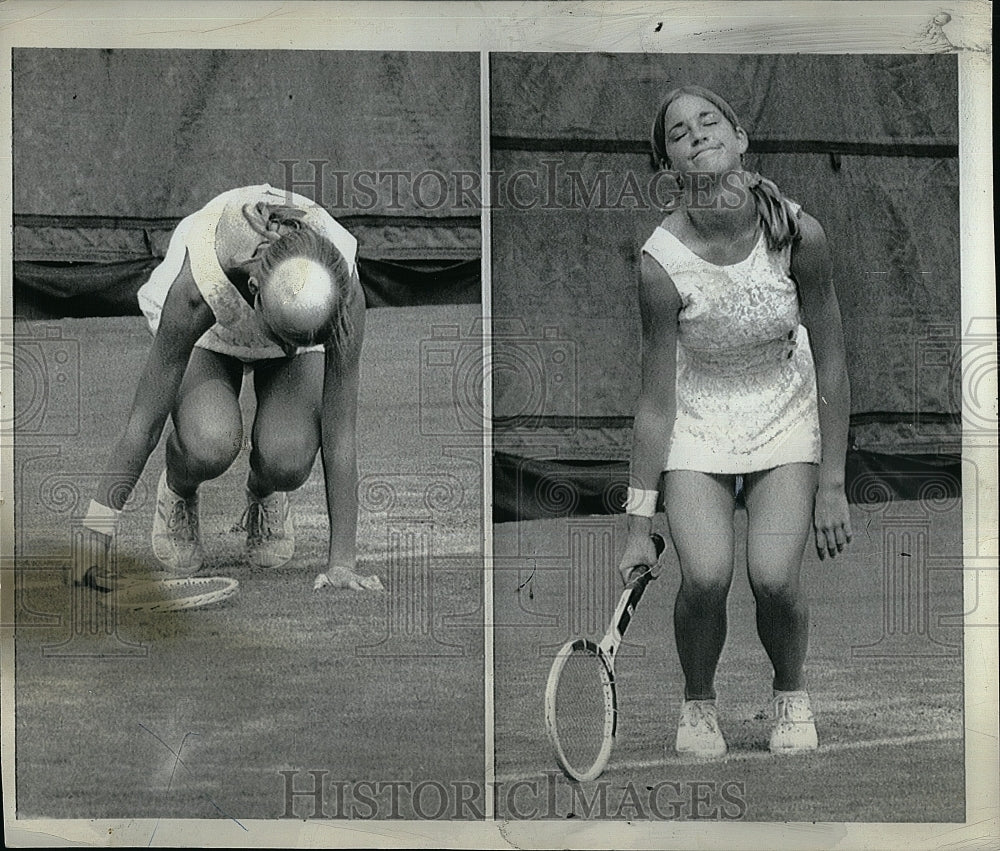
[668,116,720,142]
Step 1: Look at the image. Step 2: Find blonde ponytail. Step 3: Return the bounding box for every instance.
[746,172,800,251]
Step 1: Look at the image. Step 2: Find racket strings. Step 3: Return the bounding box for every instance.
[554,650,612,774]
[99,576,239,612]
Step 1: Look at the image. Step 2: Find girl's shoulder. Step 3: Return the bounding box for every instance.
[643,210,688,253]
[641,212,691,277]
[789,208,829,262]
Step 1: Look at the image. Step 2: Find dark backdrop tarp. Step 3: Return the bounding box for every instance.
[492,450,963,523]
[491,150,960,444]
[490,54,960,520]
[491,54,957,146]
[12,49,481,312]
[491,53,960,459]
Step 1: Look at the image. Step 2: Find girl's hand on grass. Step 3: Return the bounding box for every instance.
[313,567,385,592]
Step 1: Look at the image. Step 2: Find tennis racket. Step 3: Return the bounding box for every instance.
[81,567,239,613]
[544,533,666,781]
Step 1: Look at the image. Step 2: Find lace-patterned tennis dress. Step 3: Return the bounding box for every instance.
[137,184,359,362]
[641,213,821,474]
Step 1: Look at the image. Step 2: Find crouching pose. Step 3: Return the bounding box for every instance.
[84,184,384,591]
[619,87,852,758]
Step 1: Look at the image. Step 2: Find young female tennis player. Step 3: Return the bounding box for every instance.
[82,184,384,592]
[619,87,852,757]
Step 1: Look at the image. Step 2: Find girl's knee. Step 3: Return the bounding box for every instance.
[679,566,732,601]
[748,568,801,602]
[173,420,242,478]
[250,436,318,491]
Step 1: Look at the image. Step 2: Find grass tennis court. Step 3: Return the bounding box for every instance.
[492,510,965,822]
[13,307,485,820]
[10,308,967,823]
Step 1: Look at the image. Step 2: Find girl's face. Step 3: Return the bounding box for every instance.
[661,94,747,176]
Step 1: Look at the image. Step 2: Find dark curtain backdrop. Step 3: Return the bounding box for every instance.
[489,54,960,520]
[491,53,959,459]
[12,49,481,312]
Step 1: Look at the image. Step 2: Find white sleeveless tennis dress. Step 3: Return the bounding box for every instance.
[641,214,821,474]
[137,184,358,362]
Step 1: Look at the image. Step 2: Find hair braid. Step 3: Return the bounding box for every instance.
[746,172,800,251]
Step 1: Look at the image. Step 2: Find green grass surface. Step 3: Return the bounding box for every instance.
[493,510,965,822]
[13,308,485,819]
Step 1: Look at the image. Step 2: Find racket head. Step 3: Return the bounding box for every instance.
[544,638,617,782]
[96,576,239,613]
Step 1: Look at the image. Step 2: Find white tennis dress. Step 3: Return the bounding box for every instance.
[137,184,358,362]
[641,216,821,474]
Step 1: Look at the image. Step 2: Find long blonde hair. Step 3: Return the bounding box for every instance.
[651,85,800,251]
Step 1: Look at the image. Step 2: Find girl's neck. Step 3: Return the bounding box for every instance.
[683,169,757,239]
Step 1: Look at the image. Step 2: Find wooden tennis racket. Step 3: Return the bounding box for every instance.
[544,533,666,781]
[81,567,239,613]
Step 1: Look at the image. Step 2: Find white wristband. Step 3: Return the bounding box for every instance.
[82,499,121,535]
[625,487,658,517]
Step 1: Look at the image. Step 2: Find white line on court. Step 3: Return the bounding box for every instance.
[495,730,963,785]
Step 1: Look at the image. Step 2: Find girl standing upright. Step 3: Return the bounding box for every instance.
[620,87,852,758]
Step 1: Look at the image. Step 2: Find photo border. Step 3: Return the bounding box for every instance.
[1,1,994,848]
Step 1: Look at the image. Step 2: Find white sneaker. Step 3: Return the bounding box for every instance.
[675,699,728,760]
[239,490,295,568]
[151,470,203,575]
[769,690,819,754]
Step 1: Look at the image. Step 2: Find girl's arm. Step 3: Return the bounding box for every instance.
[618,253,683,580]
[90,253,214,515]
[315,276,382,591]
[791,212,853,559]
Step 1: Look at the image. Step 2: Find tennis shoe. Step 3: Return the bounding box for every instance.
[675,699,728,760]
[769,690,819,754]
[240,490,295,568]
[151,470,203,576]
